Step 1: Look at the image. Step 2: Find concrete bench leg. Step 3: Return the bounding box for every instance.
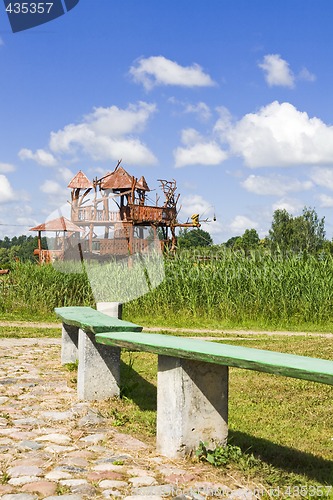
[61,324,79,365]
[157,356,228,458]
[77,329,120,400]
[96,301,122,318]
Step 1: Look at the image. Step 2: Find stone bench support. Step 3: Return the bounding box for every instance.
[60,302,122,400]
[61,323,79,365]
[77,329,120,400]
[156,355,229,458]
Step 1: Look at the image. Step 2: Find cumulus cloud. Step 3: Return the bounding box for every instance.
[184,102,212,121]
[229,215,258,233]
[258,54,295,88]
[168,98,212,121]
[174,143,227,168]
[0,175,15,203]
[298,67,316,82]
[0,162,15,173]
[130,56,215,90]
[318,193,333,208]
[272,197,303,214]
[242,174,313,196]
[180,194,212,218]
[310,167,333,190]
[40,180,64,195]
[174,128,227,168]
[57,167,74,183]
[19,148,57,167]
[19,102,157,167]
[223,101,333,168]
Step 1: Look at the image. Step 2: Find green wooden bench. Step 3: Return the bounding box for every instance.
[95,331,333,458]
[55,306,142,400]
[55,305,333,458]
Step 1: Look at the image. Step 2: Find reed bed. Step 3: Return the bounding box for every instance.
[0,260,94,319]
[125,249,333,329]
[2,250,333,329]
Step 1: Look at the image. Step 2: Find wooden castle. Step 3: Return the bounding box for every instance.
[30,162,200,263]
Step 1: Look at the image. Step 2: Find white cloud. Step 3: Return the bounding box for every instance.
[298,67,316,82]
[229,215,259,233]
[0,175,15,203]
[224,101,333,168]
[0,162,15,173]
[0,37,4,47]
[310,167,333,190]
[57,167,74,183]
[19,102,157,167]
[318,193,333,208]
[242,174,313,196]
[174,142,227,168]
[19,148,57,167]
[40,180,64,195]
[130,56,215,90]
[174,128,227,168]
[258,54,295,88]
[180,194,212,218]
[272,197,303,214]
[168,98,212,121]
[48,102,157,165]
[184,102,212,121]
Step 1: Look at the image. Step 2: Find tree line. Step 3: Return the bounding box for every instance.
[179,206,332,255]
[0,235,46,268]
[0,206,331,268]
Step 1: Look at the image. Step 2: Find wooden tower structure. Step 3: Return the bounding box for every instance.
[31,161,200,263]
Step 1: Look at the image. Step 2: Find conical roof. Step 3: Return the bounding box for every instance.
[101,166,134,190]
[30,217,82,232]
[67,170,93,189]
[136,176,150,191]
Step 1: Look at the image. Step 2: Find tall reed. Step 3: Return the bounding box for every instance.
[2,251,333,329]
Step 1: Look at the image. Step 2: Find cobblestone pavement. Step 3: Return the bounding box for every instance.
[0,338,259,500]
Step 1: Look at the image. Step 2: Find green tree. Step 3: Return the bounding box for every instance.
[177,228,213,248]
[268,207,325,254]
[241,228,260,250]
[225,236,241,248]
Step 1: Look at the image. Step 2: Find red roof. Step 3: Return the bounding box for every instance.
[101,166,135,190]
[137,176,150,191]
[30,217,82,232]
[67,170,93,189]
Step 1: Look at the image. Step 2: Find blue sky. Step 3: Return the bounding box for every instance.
[1,0,333,243]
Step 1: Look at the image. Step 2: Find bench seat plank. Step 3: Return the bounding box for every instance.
[95,331,333,386]
[55,306,142,333]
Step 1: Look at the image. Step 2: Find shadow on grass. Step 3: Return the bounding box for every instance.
[120,359,157,411]
[229,429,333,484]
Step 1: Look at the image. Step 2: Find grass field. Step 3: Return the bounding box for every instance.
[86,334,333,490]
[3,250,333,332]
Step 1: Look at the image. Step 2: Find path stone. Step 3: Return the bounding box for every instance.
[21,481,57,496]
[98,479,128,489]
[0,336,261,499]
[1,495,38,500]
[7,466,43,478]
[129,476,157,487]
[36,433,71,445]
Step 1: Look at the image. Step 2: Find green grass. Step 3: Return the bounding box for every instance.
[3,251,333,332]
[89,335,333,490]
[0,326,60,338]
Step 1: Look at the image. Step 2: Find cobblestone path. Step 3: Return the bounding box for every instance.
[0,338,257,500]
